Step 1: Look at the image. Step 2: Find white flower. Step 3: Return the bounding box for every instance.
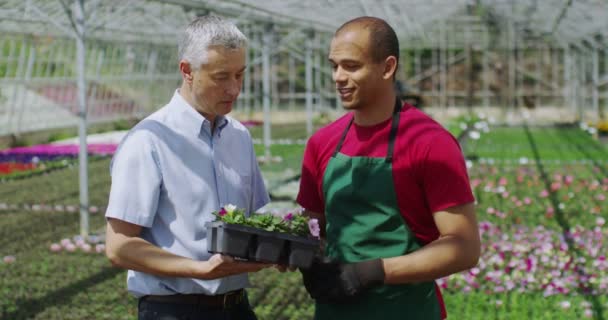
[469,131,481,140]
[224,204,237,214]
[466,160,473,169]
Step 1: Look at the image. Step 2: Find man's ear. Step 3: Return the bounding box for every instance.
[179,60,193,83]
[382,56,397,80]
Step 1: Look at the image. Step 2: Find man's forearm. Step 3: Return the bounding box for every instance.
[106,235,203,278]
[382,234,480,284]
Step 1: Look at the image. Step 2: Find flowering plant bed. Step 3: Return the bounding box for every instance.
[205,205,320,268]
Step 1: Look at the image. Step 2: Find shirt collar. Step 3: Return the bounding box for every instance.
[169,90,229,137]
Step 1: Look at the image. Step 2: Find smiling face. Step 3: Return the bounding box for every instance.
[180,45,246,121]
[329,29,387,111]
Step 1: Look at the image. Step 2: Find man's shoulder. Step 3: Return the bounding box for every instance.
[398,107,459,155]
[402,107,453,137]
[116,106,173,149]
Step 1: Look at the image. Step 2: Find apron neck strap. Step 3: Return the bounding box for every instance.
[386,98,402,163]
[333,98,402,163]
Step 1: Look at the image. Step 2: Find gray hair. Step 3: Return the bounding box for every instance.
[178,15,248,69]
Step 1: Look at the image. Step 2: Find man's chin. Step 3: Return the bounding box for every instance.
[340,101,358,110]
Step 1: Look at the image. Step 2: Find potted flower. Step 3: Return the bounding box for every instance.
[205,205,321,269]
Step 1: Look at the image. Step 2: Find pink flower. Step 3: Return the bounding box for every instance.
[546,207,555,218]
[308,218,320,238]
[471,179,481,188]
[50,243,62,252]
[60,238,72,247]
[499,177,508,186]
[2,255,16,264]
[218,208,227,216]
[540,190,549,198]
[284,213,294,221]
[596,194,606,201]
[95,244,105,253]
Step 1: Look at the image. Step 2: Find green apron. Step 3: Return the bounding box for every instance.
[317,99,441,320]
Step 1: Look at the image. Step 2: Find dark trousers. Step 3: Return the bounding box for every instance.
[138,292,257,320]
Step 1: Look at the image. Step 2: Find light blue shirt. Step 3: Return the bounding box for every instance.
[105,90,269,297]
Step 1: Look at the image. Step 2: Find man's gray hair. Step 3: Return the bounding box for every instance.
[178,15,248,69]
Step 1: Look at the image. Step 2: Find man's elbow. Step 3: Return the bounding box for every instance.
[463,238,481,269]
[105,244,124,268]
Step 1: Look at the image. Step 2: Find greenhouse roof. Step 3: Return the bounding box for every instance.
[0,0,606,48]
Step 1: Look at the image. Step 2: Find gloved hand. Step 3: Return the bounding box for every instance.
[300,257,385,304]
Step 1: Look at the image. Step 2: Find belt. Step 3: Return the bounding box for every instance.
[140,289,245,308]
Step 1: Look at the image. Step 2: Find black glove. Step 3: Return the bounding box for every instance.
[300,257,385,304]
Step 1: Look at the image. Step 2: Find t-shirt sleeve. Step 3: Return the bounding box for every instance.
[297,135,325,214]
[420,132,475,213]
[105,131,162,227]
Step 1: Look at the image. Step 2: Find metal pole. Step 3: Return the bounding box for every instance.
[243,27,253,118]
[508,21,516,109]
[314,32,322,110]
[439,21,447,108]
[577,50,584,121]
[244,25,251,116]
[482,28,489,108]
[592,48,599,122]
[254,30,262,112]
[288,53,295,109]
[564,46,571,113]
[262,24,272,160]
[15,44,35,136]
[551,48,559,106]
[75,0,89,238]
[8,38,27,135]
[305,30,314,138]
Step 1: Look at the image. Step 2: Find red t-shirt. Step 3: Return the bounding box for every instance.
[297,103,474,319]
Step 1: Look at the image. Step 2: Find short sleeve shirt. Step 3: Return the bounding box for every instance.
[297,103,474,245]
[105,90,269,297]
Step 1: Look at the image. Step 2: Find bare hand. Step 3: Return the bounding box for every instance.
[200,254,271,279]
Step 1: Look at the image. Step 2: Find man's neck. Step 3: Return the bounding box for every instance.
[352,91,397,127]
[178,84,218,132]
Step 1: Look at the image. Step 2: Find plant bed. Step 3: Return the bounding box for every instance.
[205,205,321,268]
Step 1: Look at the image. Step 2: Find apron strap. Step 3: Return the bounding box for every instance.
[333,116,354,157]
[386,98,402,163]
[332,98,403,161]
